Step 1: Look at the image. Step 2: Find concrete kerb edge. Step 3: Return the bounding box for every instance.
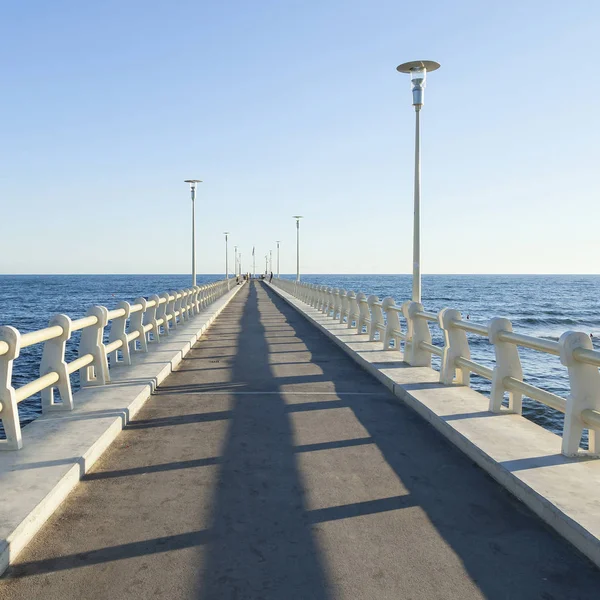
[0,282,246,577]
[263,282,600,569]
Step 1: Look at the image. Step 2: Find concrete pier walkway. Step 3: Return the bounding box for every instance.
[1,281,599,599]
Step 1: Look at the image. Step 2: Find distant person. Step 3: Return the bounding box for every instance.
[269,272,273,282]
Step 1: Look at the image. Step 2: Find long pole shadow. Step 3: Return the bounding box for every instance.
[197,282,332,599]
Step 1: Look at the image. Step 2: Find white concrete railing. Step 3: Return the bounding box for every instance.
[271,279,600,457]
[0,279,233,450]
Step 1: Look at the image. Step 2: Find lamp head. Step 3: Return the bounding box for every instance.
[396,60,440,110]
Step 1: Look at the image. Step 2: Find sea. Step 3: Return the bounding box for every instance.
[1,274,599,448]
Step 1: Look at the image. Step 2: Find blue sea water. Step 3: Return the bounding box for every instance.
[1,274,599,447]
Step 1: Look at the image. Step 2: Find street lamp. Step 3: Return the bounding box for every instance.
[396,60,440,303]
[265,255,268,275]
[223,232,230,279]
[269,250,272,274]
[293,216,303,282]
[184,179,202,286]
[234,245,238,277]
[276,241,281,278]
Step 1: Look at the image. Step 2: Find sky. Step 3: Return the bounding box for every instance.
[1,0,599,275]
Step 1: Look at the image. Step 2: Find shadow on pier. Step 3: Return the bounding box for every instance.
[1,281,600,600]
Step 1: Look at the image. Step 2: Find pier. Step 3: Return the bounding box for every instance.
[1,280,600,598]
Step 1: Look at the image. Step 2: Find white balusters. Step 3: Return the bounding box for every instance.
[439,309,470,385]
[347,291,358,329]
[382,298,402,350]
[146,295,160,342]
[40,314,74,411]
[367,296,383,341]
[338,289,348,323]
[488,318,523,413]
[78,306,110,386]
[405,302,432,367]
[356,293,370,333]
[107,302,131,366]
[560,331,600,456]
[0,326,22,449]
[130,298,149,354]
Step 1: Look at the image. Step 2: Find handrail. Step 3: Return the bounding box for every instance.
[455,357,493,380]
[420,341,443,357]
[270,277,600,457]
[497,331,560,356]
[67,354,94,374]
[450,319,488,337]
[20,326,64,348]
[503,377,566,413]
[106,308,127,320]
[573,347,600,367]
[0,277,234,451]
[15,372,60,403]
[415,310,437,322]
[72,315,98,331]
[582,409,600,429]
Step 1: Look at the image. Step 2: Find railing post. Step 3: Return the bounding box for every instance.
[40,314,74,411]
[107,301,131,366]
[346,291,358,329]
[311,285,319,308]
[332,289,341,320]
[79,305,110,386]
[338,289,348,323]
[186,288,192,315]
[157,293,170,335]
[146,295,160,342]
[191,287,199,315]
[438,309,470,385]
[367,295,383,341]
[175,291,184,323]
[382,298,402,350]
[130,298,149,354]
[489,318,523,414]
[323,288,333,315]
[356,293,369,333]
[318,286,327,311]
[405,302,432,367]
[559,331,600,456]
[0,326,23,450]
[192,286,200,314]
[167,293,177,330]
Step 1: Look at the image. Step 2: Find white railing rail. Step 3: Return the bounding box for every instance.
[271,278,600,457]
[0,279,234,451]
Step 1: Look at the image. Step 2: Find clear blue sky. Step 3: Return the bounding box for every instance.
[1,0,598,274]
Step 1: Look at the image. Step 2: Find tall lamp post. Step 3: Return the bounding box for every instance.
[293,216,303,282]
[184,179,202,286]
[276,241,281,278]
[223,232,230,280]
[269,250,272,274]
[234,245,238,277]
[396,60,440,303]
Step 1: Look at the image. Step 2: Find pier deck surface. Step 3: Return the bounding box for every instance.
[1,281,599,599]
